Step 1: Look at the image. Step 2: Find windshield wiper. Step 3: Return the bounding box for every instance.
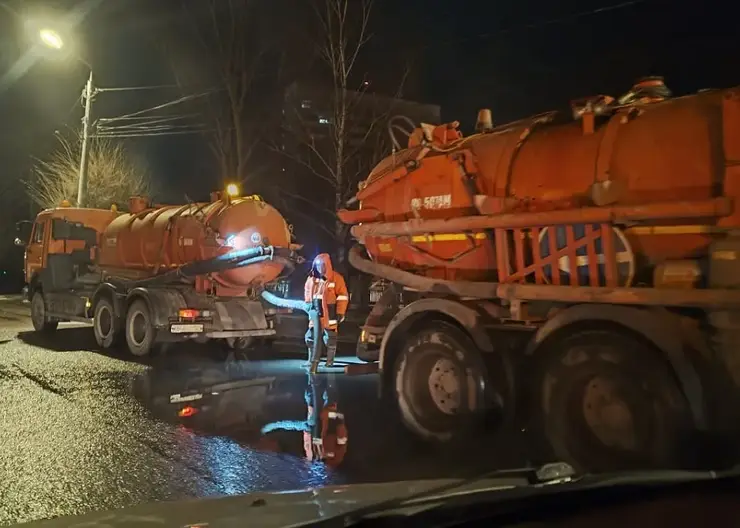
[290,463,740,528]
[288,462,578,528]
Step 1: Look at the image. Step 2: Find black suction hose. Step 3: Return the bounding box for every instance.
[117,246,297,287]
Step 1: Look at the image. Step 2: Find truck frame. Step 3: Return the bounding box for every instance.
[19,206,289,356]
[346,202,740,472]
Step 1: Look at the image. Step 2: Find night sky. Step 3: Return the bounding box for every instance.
[0,0,737,288]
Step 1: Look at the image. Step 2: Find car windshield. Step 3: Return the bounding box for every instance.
[1,0,739,526]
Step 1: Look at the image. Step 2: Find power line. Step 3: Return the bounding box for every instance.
[93,128,214,139]
[99,92,213,123]
[96,115,201,132]
[96,84,183,93]
[95,120,207,136]
[98,123,206,134]
[97,114,199,123]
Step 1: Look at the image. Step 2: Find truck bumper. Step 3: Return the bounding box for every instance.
[156,295,276,338]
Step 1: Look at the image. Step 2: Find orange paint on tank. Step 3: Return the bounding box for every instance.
[98,197,291,288]
[346,82,740,281]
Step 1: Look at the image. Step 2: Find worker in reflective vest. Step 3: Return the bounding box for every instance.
[304,253,349,369]
[260,373,348,468]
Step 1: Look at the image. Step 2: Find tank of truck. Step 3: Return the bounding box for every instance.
[342,79,740,283]
[97,195,292,288]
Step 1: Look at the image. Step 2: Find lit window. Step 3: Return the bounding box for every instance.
[301,100,312,109]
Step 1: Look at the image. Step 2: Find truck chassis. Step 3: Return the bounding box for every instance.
[30,283,280,356]
[348,216,740,472]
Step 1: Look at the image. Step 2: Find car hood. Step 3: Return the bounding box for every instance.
[17,476,527,528]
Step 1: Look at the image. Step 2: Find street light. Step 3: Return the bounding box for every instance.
[30,23,94,209]
[38,28,64,50]
[4,10,93,207]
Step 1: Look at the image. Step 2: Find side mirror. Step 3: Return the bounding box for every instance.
[15,220,32,242]
[14,237,25,247]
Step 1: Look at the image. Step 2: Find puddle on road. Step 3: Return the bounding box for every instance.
[129,353,522,488]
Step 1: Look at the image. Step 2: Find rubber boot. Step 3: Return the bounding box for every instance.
[307,328,321,373]
[324,349,336,368]
[325,331,337,368]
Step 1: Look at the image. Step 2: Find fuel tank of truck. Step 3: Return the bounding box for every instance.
[342,79,740,282]
[98,194,292,288]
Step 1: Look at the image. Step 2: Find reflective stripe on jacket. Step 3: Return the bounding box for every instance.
[304,253,349,330]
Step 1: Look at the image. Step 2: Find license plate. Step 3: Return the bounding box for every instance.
[170,393,203,403]
[170,323,204,334]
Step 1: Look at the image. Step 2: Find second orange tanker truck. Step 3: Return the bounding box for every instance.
[18,188,300,356]
[334,78,740,472]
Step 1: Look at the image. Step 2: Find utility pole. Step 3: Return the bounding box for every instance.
[76,70,94,208]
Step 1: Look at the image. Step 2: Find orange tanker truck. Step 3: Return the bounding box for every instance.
[17,187,300,356]
[336,78,740,472]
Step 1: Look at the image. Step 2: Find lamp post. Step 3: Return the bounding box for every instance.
[32,27,94,208]
[77,69,93,208]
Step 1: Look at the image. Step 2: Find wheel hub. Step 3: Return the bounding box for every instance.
[98,306,112,337]
[582,376,637,451]
[427,358,461,415]
[131,312,147,346]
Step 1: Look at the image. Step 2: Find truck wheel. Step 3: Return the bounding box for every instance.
[93,298,121,349]
[125,300,156,357]
[31,291,58,333]
[393,321,489,443]
[534,329,692,472]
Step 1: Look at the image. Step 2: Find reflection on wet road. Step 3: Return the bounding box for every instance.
[0,320,522,526]
[130,353,523,485]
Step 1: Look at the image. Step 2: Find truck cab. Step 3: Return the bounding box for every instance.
[18,205,118,298]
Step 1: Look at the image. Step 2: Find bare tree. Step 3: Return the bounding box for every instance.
[26,134,151,210]
[317,0,372,218]
[276,0,412,260]
[167,0,272,188]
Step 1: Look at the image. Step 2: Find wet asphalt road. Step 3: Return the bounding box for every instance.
[0,296,521,526]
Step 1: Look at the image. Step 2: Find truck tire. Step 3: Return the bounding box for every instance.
[93,298,121,349]
[533,329,692,472]
[125,300,156,357]
[393,321,490,443]
[31,291,58,333]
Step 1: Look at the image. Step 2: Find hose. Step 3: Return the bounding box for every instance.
[114,246,298,287]
[387,115,417,151]
[260,290,322,370]
[348,245,499,299]
[260,290,310,313]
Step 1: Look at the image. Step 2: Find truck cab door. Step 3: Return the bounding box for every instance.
[25,218,48,283]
